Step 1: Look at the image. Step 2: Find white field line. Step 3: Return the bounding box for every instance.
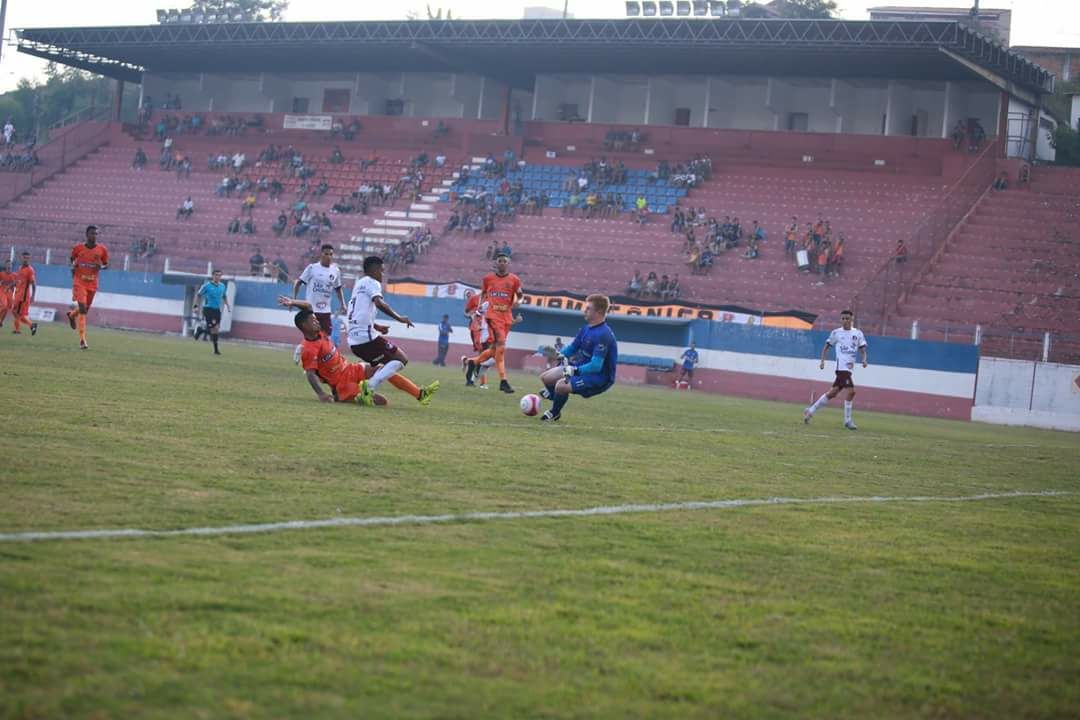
[0,491,1070,543]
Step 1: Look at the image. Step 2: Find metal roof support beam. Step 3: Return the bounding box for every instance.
[940,46,1038,108]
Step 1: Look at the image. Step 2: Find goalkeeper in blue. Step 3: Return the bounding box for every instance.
[537,293,618,422]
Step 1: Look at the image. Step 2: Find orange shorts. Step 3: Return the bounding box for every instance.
[331,362,371,403]
[486,316,513,344]
[73,283,98,309]
[0,292,10,311]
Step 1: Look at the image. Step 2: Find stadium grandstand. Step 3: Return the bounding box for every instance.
[3,14,1078,364]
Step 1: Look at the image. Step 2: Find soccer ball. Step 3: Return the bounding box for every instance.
[520,393,541,416]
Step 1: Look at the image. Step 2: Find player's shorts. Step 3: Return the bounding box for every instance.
[72,283,97,309]
[486,316,512,344]
[0,292,10,311]
[681,364,695,374]
[350,336,398,367]
[330,363,370,403]
[832,371,855,389]
[314,312,333,334]
[470,327,492,353]
[202,307,222,329]
[11,297,30,318]
[570,373,614,399]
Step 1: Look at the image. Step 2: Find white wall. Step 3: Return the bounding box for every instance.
[673,77,707,127]
[790,83,833,133]
[912,84,946,138]
[646,77,675,125]
[730,80,771,130]
[532,75,590,121]
[966,85,1000,136]
[886,81,915,136]
[705,78,735,129]
[972,357,1080,431]
[1072,95,1080,132]
[851,84,888,135]
[142,73,212,111]
[942,81,965,138]
[589,76,619,123]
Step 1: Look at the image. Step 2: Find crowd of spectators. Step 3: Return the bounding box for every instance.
[625,270,680,301]
[783,216,847,278]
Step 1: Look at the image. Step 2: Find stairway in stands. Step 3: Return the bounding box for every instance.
[895,166,1080,362]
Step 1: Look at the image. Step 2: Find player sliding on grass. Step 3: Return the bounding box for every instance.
[804,309,868,430]
[279,296,389,406]
[536,293,618,422]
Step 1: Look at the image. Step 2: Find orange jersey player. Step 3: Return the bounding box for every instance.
[9,252,38,336]
[67,225,109,349]
[0,264,14,327]
[464,252,523,393]
[279,295,406,406]
[462,289,495,389]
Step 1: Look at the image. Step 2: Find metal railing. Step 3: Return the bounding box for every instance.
[852,139,1000,336]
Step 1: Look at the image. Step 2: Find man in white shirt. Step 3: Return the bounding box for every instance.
[292,243,345,337]
[346,255,439,406]
[804,309,868,430]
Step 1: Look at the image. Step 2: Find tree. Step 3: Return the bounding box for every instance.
[0,65,115,141]
[765,0,838,18]
[1049,125,1080,167]
[184,0,289,22]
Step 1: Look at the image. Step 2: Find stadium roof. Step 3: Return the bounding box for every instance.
[15,18,1053,96]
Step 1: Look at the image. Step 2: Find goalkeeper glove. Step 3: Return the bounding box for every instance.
[563,364,577,378]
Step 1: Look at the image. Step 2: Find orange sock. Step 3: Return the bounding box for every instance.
[0,308,7,325]
[388,374,421,399]
[77,314,87,342]
[13,314,23,332]
[495,345,507,380]
[471,347,495,365]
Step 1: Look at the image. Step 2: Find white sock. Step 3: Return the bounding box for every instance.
[844,400,853,422]
[369,360,404,390]
[481,358,496,368]
[809,393,829,414]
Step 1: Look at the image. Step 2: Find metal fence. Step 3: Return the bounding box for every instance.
[852,139,999,337]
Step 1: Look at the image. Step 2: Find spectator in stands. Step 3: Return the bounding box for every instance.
[272,212,288,237]
[831,236,845,276]
[242,192,257,216]
[499,241,512,259]
[894,238,908,264]
[1018,163,1031,188]
[671,207,686,233]
[687,244,702,275]
[176,196,194,221]
[634,195,647,222]
[272,257,289,284]
[951,120,966,151]
[785,217,798,256]
[227,217,241,234]
[132,148,147,170]
[665,274,680,300]
[992,171,1009,191]
[744,233,760,259]
[329,146,344,164]
[969,120,986,152]
[643,272,659,298]
[344,119,360,140]
[249,248,265,276]
[243,217,256,235]
[658,274,670,298]
[627,270,643,298]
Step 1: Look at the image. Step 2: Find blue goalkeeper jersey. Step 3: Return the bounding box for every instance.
[564,321,618,383]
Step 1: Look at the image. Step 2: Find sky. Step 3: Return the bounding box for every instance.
[1,0,1077,93]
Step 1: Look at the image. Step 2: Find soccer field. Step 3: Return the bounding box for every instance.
[1,326,1078,719]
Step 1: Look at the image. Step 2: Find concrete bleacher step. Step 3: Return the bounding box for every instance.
[384,210,436,220]
[361,227,410,237]
[410,203,433,211]
[375,218,424,229]
[421,195,441,202]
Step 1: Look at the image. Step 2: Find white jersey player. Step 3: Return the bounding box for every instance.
[292,244,345,333]
[804,309,868,430]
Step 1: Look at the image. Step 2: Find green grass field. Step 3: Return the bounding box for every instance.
[1,325,1078,719]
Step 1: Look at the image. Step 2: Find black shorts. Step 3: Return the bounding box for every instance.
[350,336,398,367]
[832,371,855,389]
[203,307,221,329]
[314,312,333,334]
